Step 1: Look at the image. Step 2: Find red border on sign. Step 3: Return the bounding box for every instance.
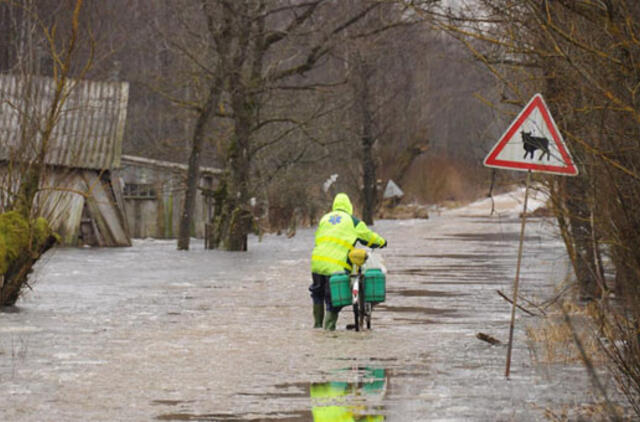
[484,94,578,175]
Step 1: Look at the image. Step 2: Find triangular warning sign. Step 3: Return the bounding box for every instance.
[484,93,578,176]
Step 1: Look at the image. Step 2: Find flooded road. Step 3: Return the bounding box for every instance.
[1,192,599,421]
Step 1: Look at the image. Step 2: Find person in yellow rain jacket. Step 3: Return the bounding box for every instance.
[310,193,387,330]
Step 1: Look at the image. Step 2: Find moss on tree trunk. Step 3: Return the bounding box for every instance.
[205,178,253,251]
[0,212,58,306]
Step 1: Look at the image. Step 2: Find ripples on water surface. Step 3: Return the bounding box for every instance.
[0,210,617,421]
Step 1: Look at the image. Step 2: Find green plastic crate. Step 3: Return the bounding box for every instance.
[329,273,351,307]
[364,269,386,303]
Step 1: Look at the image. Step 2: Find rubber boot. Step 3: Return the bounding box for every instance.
[313,304,324,328]
[323,311,339,331]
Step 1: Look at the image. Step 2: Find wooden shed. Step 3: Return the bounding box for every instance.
[119,155,222,239]
[0,74,131,246]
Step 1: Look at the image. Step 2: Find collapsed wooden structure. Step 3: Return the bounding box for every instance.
[0,74,131,246]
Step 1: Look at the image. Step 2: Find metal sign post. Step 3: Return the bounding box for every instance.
[505,170,531,379]
[482,93,578,379]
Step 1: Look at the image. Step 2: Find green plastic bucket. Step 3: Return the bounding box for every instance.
[329,273,351,307]
[364,269,386,303]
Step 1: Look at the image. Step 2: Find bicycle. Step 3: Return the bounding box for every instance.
[347,248,385,332]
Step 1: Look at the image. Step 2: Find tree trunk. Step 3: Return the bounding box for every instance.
[356,58,377,225]
[177,82,221,250]
[1,214,57,306]
[225,92,253,250]
[541,31,601,301]
[208,91,254,252]
[362,134,376,225]
[566,176,603,300]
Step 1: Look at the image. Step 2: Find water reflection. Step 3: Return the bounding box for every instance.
[310,367,387,421]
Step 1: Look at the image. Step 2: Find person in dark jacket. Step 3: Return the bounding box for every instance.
[310,193,387,330]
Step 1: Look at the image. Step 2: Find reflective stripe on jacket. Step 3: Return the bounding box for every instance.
[311,194,385,275]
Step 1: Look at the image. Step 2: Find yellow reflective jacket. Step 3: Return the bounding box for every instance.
[311,193,386,275]
[310,380,385,422]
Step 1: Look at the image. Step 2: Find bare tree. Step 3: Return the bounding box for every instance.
[337,4,430,224]
[411,0,640,413]
[162,0,393,250]
[1,0,94,305]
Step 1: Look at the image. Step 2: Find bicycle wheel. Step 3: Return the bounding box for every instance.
[353,302,360,332]
[357,277,366,330]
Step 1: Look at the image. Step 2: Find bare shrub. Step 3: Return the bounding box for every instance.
[258,174,324,236]
[597,307,640,416]
[402,155,488,205]
[526,302,604,365]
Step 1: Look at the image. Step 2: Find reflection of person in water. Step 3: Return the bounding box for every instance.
[310,368,386,422]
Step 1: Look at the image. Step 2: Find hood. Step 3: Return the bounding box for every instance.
[332,193,353,215]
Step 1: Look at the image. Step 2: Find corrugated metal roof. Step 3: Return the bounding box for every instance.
[120,154,223,176]
[0,74,129,170]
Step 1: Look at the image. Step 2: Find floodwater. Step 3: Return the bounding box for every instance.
[0,192,615,421]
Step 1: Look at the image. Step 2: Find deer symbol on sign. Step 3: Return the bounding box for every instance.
[521,130,551,161]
